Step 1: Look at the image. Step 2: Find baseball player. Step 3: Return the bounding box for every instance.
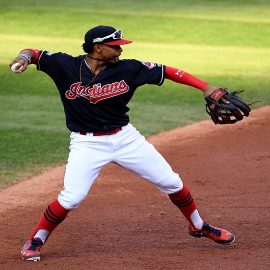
[10,25,236,262]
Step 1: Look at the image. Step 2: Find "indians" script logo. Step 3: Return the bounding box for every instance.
[65,80,129,104]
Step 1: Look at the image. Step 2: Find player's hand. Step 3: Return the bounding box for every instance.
[202,84,229,104]
[9,57,29,73]
[205,88,251,124]
[202,84,219,97]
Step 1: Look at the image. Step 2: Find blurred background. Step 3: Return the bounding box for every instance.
[0,0,269,186]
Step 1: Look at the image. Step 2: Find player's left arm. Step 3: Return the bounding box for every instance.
[164,66,218,96]
[165,66,251,124]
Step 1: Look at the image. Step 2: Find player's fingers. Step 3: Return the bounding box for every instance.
[10,62,28,73]
[9,57,29,73]
[221,97,229,104]
[9,55,29,67]
[9,60,17,68]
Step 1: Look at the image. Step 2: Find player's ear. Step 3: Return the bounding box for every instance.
[94,44,102,54]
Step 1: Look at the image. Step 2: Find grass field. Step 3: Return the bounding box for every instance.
[0,0,270,186]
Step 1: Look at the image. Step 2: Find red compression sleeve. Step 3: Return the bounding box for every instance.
[165,66,208,90]
[20,48,41,64]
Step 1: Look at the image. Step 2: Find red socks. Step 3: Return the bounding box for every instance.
[168,185,198,227]
[29,200,70,241]
[29,188,200,242]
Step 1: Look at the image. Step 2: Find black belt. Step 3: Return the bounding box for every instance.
[79,127,122,136]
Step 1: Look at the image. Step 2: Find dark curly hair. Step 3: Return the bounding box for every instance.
[82,42,94,53]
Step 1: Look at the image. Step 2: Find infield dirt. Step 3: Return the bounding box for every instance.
[0,106,269,270]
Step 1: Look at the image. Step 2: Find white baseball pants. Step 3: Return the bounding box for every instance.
[58,124,183,209]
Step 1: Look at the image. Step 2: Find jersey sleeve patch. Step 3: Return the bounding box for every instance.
[44,51,54,56]
[141,61,156,69]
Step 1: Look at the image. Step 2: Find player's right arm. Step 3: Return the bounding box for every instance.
[9,49,41,73]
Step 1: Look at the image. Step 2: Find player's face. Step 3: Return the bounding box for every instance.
[100,44,123,63]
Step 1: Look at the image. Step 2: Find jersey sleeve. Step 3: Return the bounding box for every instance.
[128,59,165,87]
[36,51,74,80]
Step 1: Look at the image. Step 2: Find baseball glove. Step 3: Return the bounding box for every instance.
[205,88,251,124]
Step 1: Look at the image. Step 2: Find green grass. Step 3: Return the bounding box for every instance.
[0,0,270,186]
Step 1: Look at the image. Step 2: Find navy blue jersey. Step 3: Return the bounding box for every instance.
[37,51,165,132]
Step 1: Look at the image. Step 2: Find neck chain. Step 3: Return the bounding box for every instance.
[79,57,99,87]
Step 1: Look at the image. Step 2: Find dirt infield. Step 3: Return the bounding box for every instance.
[0,106,269,270]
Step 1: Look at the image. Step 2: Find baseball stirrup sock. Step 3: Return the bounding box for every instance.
[29,199,70,242]
[168,185,203,230]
